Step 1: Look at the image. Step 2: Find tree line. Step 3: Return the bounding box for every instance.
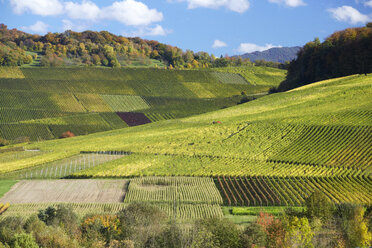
[0,24,286,69]
[275,23,372,92]
[0,191,371,248]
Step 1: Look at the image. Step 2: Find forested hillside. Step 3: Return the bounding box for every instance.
[277,23,372,91]
[0,24,260,69]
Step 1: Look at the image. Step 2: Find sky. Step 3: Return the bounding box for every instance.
[1,0,372,56]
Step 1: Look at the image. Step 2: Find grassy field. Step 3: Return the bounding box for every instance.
[0,66,283,141]
[0,180,17,198]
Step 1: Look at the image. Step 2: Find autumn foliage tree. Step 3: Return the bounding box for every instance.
[277,24,372,91]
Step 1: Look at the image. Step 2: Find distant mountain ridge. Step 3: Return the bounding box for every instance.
[237,46,301,63]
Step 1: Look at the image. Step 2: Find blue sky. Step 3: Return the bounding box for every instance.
[1,0,372,56]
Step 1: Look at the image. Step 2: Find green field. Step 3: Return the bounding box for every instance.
[0,70,370,230]
[0,67,283,142]
[0,73,370,210]
[0,180,17,198]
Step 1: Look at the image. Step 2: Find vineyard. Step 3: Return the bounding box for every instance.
[0,203,127,219]
[215,176,372,206]
[124,177,223,205]
[0,202,223,221]
[0,152,127,179]
[211,66,286,86]
[0,73,370,220]
[0,67,280,142]
[0,178,224,221]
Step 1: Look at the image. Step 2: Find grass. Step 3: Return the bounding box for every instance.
[0,180,17,198]
[221,206,305,225]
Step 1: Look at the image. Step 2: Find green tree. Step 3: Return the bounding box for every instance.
[117,203,167,246]
[240,222,266,248]
[154,223,184,248]
[305,191,335,221]
[338,203,372,247]
[12,233,39,248]
[194,218,241,248]
[191,227,219,248]
[284,216,314,248]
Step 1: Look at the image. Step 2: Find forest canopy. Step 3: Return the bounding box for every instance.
[276,23,372,91]
[0,24,287,69]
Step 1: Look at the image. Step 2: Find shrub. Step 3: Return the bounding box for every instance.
[12,232,39,248]
[337,203,372,248]
[117,203,167,246]
[13,136,30,144]
[305,191,335,221]
[240,222,266,248]
[59,131,75,139]
[0,216,25,244]
[193,217,241,248]
[0,138,9,147]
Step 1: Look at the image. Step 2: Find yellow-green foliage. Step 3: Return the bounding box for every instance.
[3,74,369,173]
[182,82,215,98]
[0,75,370,208]
[1,202,223,220]
[284,216,314,248]
[101,95,150,112]
[124,177,223,204]
[211,66,286,86]
[0,67,24,78]
[75,94,112,112]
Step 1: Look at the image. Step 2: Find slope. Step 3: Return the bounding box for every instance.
[0,66,284,142]
[1,73,371,206]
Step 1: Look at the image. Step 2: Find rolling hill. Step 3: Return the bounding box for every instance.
[237,46,301,63]
[1,73,371,207]
[0,66,285,142]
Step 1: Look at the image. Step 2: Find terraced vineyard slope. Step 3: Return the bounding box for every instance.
[0,66,284,142]
[0,74,371,207]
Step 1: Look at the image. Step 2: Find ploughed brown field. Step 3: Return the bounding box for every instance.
[0,179,128,203]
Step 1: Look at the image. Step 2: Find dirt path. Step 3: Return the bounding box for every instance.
[0,179,128,203]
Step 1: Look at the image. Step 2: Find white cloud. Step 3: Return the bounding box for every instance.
[62,19,88,32]
[124,25,170,37]
[172,0,250,13]
[212,40,227,48]
[20,21,49,34]
[268,0,306,7]
[10,0,64,16]
[364,0,372,7]
[10,0,166,34]
[64,0,100,20]
[101,0,163,26]
[328,5,371,24]
[237,43,282,54]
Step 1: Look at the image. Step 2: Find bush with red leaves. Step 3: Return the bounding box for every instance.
[59,131,75,139]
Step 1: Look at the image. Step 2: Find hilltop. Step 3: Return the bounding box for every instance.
[0,24,265,69]
[277,24,372,91]
[237,46,300,63]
